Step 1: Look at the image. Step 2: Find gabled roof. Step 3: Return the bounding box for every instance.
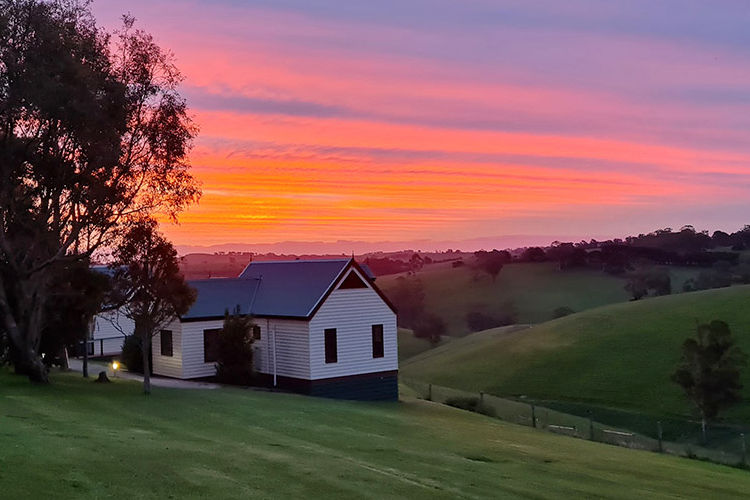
[181,258,394,322]
[238,259,351,318]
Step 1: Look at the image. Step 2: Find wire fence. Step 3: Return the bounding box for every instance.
[401,378,748,468]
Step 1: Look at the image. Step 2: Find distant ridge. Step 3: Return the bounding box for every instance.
[175,234,610,256]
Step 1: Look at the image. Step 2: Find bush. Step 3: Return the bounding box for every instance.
[412,313,446,346]
[552,306,575,319]
[215,312,255,385]
[465,310,515,332]
[121,335,147,374]
[445,396,497,417]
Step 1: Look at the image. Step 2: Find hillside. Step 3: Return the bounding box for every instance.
[379,261,701,336]
[402,285,750,421]
[2,370,750,498]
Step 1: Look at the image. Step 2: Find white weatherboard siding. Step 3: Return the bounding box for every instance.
[151,318,183,378]
[179,317,311,379]
[258,319,311,379]
[308,277,397,380]
[92,311,133,355]
[180,319,223,379]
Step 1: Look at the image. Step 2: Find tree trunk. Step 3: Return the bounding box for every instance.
[0,275,50,383]
[141,335,151,395]
[13,346,49,383]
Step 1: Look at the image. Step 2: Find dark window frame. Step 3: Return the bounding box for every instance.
[203,328,221,363]
[372,324,384,358]
[160,329,173,357]
[324,328,338,364]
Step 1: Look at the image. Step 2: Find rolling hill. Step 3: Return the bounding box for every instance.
[378,261,701,336]
[2,369,750,498]
[401,285,750,421]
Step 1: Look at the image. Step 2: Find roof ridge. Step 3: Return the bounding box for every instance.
[247,258,351,264]
[187,277,260,284]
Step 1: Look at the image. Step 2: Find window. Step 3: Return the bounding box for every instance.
[203,328,221,363]
[252,325,261,340]
[338,271,367,289]
[324,328,337,363]
[372,324,384,358]
[160,330,173,357]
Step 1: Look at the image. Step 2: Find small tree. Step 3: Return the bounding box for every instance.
[671,320,747,442]
[474,250,509,282]
[111,218,196,394]
[215,310,255,385]
[413,313,446,347]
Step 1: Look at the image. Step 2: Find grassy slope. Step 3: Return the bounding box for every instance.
[402,285,750,421]
[2,371,750,499]
[380,262,699,336]
[397,327,436,362]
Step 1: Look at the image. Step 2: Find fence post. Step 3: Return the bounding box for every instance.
[657,421,663,453]
[479,391,484,404]
[428,383,432,401]
[531,404,536,428]
[742,433,747,466]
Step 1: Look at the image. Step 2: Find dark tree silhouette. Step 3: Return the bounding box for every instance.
[624,268,671,300]
[215,310,255,386]
[413,313,446,347]
[474,250,510,282]
[385,276,425,329]
[671,320,747,442]
[111,219,196,394]
[0,2,200,381]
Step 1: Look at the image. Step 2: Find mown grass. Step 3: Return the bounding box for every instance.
[380,262,701,336]
[3,370,750,498]
[402,285,750,423]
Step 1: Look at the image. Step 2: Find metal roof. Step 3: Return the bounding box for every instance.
[181,278,261,320]
[183,259,354,320]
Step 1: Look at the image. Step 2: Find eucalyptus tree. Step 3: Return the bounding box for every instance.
[0,1,200,381]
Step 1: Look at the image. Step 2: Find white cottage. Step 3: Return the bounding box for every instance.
[151,259,398,400]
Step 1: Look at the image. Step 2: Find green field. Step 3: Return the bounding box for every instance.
[379,262,701,336]
[3,370,750,498]
[402,285,750,423]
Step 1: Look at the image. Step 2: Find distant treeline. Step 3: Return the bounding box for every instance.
[516,225,750,273]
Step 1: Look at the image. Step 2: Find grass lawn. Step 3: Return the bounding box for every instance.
[3,370,750,498]
[402,285,750,423]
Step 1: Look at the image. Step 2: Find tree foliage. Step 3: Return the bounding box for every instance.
[215,311,255,386]
[0,1,199,381]
[624,267,671,300]
[413,313,446,346]
[473,250,509,282]
[671,320,747,441]
[385,276,425,329]
[110,218,196,394]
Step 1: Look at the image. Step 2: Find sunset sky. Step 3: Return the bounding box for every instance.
[93,1,750,250]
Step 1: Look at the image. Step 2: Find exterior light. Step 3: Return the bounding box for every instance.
[112,360,120,372]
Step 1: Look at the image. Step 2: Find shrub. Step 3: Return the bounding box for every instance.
[465,310,515,332]
[215,312,255,385]
[412,313,446,346]
[552,306,575,319]
[121,335,147,374]
[445,396,497,417]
